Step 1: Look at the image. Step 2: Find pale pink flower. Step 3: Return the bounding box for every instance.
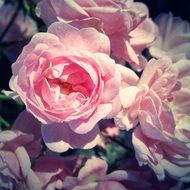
[115,57,190,181]
[149,13,190,61]
[121,158,177,190]
[170,59,190,146]
[36,0,157,70]
[9,22,122,152]
[33,155,77,190]
[12,110,42,158]
[0,111,41,190]
[0,4,37,61]
[62,156,128,190]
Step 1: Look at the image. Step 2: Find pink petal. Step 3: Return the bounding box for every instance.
[69,104,112,134]
[15,147,31,178]
[41,122,100,153]
[119,86,139,108]
[48,22,110,55]
[78,157,107,181]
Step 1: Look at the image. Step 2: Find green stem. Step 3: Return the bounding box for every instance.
[0,115,11,128]
[0,94,12,101]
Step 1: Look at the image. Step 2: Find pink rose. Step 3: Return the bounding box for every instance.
[122,158,177,190]
[115,57,190,181]
[9,22,121,152]
[62,156,128,190]
[170,59,190,145]
[149,13,190,61]
[36,0,157,70]
[12,110,42,158]
[0,111,41,190]
[33,155,77,190]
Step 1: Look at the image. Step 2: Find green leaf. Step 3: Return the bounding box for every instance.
[0,115,11,129]
[77,149,95,158]
[23,0,30,15]
[0,94,12,101]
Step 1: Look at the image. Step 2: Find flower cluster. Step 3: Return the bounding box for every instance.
[0,0,190,189]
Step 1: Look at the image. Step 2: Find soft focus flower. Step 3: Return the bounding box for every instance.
[36,0,157,70]
[115,57,190,181]
[33,155,77,190]
[9,22,122,152]
[62,156,128,190]
[0,4,37,62]
[170,59,190,147]
[121,158,177,190]
[12,110,42,158]
[149,13,190,61]
[99,119,120,137]
[0,111,41,190]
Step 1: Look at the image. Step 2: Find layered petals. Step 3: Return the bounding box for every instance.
[36,0,158,70]
[10,22,121,152]
[149,13,190,61]
[116,57,190,181]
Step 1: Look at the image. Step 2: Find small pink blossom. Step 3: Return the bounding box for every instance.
[116,57,190,181]
[9,22,122,152]
[100,120,120,137]
[149,13,190,61]
[36,0,157,70]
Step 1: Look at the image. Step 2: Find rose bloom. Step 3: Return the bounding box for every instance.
[170,60,190,147]
[149,13,190,61]
[36,0,157,70]
[9,22,122,152]
[33,155,77,190]
[121,158,177,190]
[0,111,41,190]
[62,156,129,190]
[115,57,190,181]
[0,4,37,62]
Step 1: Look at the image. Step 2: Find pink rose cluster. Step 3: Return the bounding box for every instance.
[115,57,190,181]
[36,0,157,70]
[2,0,190,187]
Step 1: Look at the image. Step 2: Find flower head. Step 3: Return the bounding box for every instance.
[9,22,122,152]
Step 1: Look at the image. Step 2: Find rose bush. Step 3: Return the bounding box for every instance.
[9,21,124,152]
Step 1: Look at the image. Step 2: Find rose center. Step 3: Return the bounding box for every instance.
[60,82,74,95]
[47,78,75,95]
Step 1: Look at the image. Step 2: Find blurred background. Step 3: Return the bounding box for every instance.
[139,0,190,21]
